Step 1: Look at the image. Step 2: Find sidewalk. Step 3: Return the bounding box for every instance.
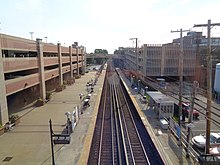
[0,70,105,165]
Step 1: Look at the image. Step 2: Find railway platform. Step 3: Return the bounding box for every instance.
[0,69,106,165]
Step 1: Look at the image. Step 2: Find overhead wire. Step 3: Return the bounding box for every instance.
[136,73,220,128]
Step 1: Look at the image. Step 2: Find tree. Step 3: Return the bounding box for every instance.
[94,49,108,54]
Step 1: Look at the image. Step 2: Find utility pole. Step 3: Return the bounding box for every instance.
[194,19,220,154]
[186,81,198,158]
[194,33,201,82]
[129,38,138,77]
[171,29,189,145]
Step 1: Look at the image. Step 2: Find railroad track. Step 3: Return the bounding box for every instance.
[88,63,164,164]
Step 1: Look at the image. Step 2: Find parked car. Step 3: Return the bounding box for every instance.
[182,102,199,119]
[209,146,220,159]
[93,67,99,71]
[192,132,220,149]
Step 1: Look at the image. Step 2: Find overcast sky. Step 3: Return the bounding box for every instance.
[1,0,220,53]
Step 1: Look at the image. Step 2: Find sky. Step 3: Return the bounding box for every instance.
[1,0,220,53]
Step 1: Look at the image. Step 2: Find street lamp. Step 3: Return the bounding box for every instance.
[134,87,138,96]
[44,37,48,43]
[131,75,135,87]
[29,32,34,40]
[129,38,138,76]
[158,98,162,120]
[138,80,141,93]
[145,86,148,95]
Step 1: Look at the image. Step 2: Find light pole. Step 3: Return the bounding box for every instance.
[145,86,148,95]
[131,75,134,87]
[138,80,140,93]
[129,38,138,77]
[134,87,138,96]
[29,32,34,40]
[44,37,48,43]
[158,98,162,120]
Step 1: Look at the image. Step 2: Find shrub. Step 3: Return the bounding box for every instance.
[46,92,52,100]
[75,75,81,79]
[9,114,19,124]
[56,85,66,92]
[63,80,67,85]
[36,97,44,106]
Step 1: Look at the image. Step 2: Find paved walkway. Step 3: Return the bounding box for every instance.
[0,70,105,165]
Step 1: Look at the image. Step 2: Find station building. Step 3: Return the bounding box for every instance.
[0,33,85,125]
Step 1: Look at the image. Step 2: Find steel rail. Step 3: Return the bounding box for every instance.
[98,66,113,164]
[97,76,107,164]
[114,74,135,164]
[112,73,130,164]
[110,84,116,165]
[116,80,150,164]
[112,81,124,165]
[89,63,164,164]
[88,77,106,164]
[112,82,123,165]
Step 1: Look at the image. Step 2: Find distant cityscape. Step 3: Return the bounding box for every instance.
[114,31,220,99]
[0,31,220,126]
